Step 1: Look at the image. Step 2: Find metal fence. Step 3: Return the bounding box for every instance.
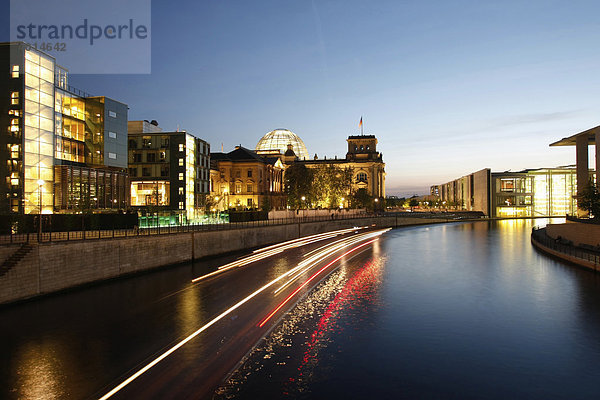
[531,227,600,266]
[0,212,382,245]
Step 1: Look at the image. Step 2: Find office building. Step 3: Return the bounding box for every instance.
[432,166,591,217]
[0,42,128,214]
[128,120,210,222]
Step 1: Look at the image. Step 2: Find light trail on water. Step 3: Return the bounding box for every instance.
[98,228,387,400]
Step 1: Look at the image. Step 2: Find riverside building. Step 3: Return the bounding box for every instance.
[431,166,592,218]
[254,128,386,206]
[0,42,128,215]
[210,146,285,211]
[127,120,210,223]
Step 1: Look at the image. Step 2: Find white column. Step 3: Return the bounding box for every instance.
[576,134,589,216]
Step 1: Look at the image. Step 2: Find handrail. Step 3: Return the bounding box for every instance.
[0,212,378,245]
[531,227,600,265]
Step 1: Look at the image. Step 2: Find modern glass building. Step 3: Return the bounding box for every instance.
[128,120,210,223]
[0,42,128,214]
[492,168,590,218]
[432,166,592,218]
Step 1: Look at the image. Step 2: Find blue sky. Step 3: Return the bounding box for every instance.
[6,0,600,196]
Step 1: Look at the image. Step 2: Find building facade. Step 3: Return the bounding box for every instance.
[128,120,210,222]
[210,146,285,211]
[0,42,128,214]
[255,129,386,207]
[432,166,590,217]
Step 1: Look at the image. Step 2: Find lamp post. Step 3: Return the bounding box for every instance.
[37,179,44,242]
[301,196,306,219]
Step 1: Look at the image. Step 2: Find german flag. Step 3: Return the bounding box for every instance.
[359,117,363,128]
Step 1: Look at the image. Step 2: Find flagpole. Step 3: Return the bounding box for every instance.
[361,116,364,135]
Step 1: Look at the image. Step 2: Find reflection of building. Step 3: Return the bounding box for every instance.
[255,129,386,205]
[432,166,591,217]
[127,120,210,221]
[0,42,129,214]
[210,146,285,210]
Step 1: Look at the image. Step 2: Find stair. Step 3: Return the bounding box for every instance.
[0,243,34,277]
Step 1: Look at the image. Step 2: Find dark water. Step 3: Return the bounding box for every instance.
[218,219,600,399]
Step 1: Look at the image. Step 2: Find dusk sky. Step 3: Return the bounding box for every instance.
[6,0,600,196]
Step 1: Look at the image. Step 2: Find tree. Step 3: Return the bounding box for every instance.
[575,180,600,218]
[409,199,419,211]
[285,163,314,209]
[352,188,372,209]
[261,196,272,212]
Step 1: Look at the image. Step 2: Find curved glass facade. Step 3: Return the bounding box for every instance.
[255,129,309,160]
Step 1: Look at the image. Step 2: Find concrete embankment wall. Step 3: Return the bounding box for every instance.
[0,216,449,305]
[546,221,600,247]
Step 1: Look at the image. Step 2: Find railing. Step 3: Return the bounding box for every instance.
[565,214,600,224]
[0,211,487,245]
[531,227,600,266]
[0,212,381,245]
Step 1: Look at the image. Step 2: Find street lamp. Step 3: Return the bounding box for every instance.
[301,196,306,218]
[37,179,44,242]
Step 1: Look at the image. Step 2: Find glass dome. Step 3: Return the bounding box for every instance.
[255,129,309,160]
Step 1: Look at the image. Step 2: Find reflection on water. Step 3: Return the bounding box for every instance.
[13,339,69,400]
[217,219,600,399]
[216,251,386,398]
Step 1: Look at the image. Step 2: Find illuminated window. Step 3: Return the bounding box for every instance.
[500,179,514,192]
[179,201,184,210]
[8,110,21,116]
[10,145,19,159]
[108,110,117,118]
[11,65,19,78]
[11,92,19,105]
[179,158,184,166]
[108,131,117,139]
[108,152,117,159]
[235,184,241,193]
[179,143,184,152]
[179,172,184,181]
[179,187,184,195]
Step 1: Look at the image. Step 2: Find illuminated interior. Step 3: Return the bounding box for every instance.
[131,181,170,206]
[23,49,54,214]
[494,169,583,217]
[185,134,196,219]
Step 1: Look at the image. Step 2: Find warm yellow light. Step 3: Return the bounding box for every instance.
[37,179,44,187]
